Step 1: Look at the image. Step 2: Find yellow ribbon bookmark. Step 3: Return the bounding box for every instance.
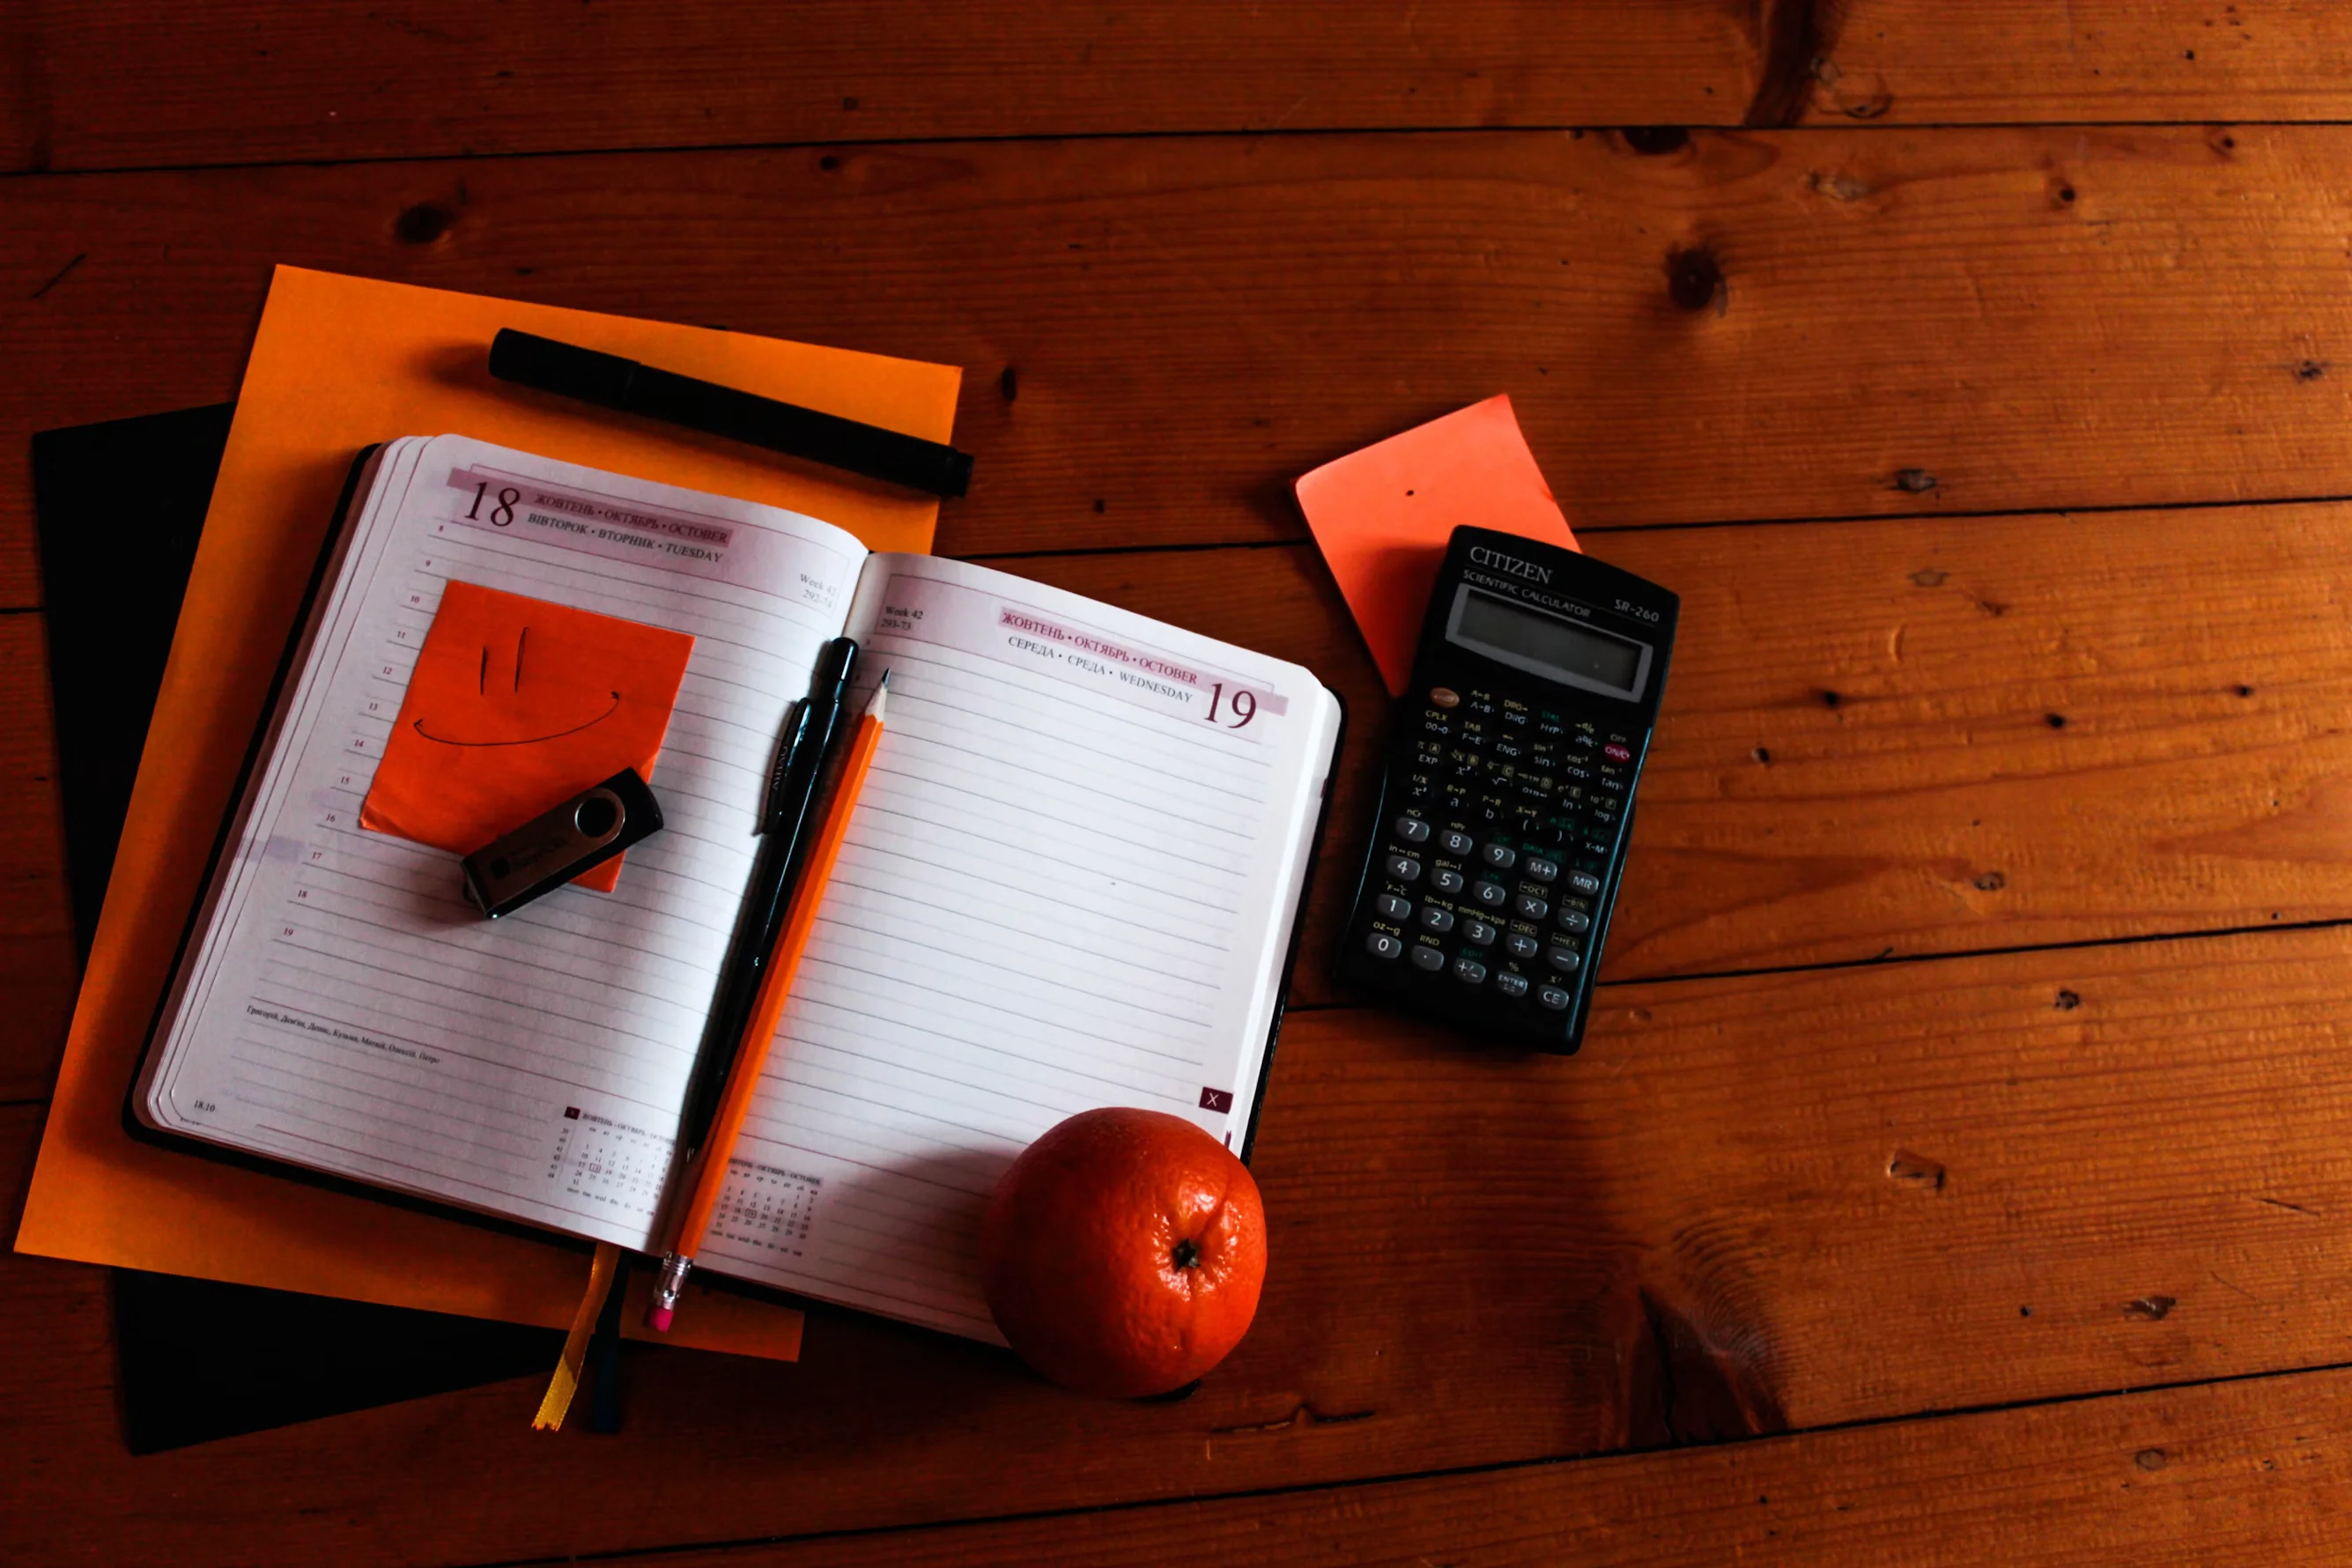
[532,1241,622,1431]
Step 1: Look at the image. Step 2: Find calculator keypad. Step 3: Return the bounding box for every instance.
[1349,682,1644,1042]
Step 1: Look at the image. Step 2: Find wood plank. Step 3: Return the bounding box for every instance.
[17,924,2352,1561]
[640,1364,2352,1566]
[1819,2,2352,128]
[862,491,2352,993]
[19,493,2352,1091]
[1017,506,2352,986]
[15,3,2352,174]
[1594,500,2352,977]
[12,126,2352,604]
[0,3,1750,173]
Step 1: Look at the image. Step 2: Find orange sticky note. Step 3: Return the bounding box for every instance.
[360,582,694,892]
[1295,396,1579,696]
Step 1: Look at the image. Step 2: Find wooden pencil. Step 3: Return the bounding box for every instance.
[646,671,891,1331]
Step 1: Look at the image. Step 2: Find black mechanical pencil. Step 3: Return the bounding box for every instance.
[677,637,862,1156]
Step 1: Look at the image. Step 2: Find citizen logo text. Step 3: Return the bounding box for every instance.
[1467,545,1554,584]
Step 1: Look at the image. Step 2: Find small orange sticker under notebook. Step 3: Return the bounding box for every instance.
[1295,396,1579,697]
[360,581,694,893]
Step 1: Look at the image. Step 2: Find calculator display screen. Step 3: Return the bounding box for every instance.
[1451,589,1646,697]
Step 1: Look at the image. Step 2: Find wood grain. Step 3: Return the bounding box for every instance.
[1596,500,2352,977]
[11,126,2352,605]
[17,921,2352,1562]
[1022,507,2352,987]
[646,1363,2352,1566]
[18,31,2352,1557]
[20,494,2352,1091]
[0,614,70,1102]
[12,3,2352,174]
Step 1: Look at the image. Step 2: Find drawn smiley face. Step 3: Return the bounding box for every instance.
[409,622,624,748]
[359,581,696,891]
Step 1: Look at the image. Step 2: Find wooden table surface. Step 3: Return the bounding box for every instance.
[15,4,2352,1562]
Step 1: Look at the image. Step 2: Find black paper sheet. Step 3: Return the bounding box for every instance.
[33,405,558,1453]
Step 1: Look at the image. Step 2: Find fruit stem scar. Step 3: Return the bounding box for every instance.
[1171,1239,1202,1269]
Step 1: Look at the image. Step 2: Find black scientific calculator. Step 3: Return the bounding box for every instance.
[1338,526,1679,1052]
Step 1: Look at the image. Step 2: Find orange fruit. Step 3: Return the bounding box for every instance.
[979,1107,1267,1398]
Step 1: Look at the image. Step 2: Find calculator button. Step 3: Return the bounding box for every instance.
[1386,854,1424,882]
[1603,743,1632,762]
[1441,829,1476,856]
[1377,893,1412,920]
[1494,973,1530,998]
[1547,946,1583,973]
[1409,944,1446,973]
[1557,907,1591,933]
[1461,919,1497,946]
[1514,894,1550,921]
[1394,816,1431,844]
[1365,932,1405,961]
[1431,868,1465,895]
[1505,933,1541,959]
[1419,906,1455,934]
[1525,858,1559,883]
[1452,956,1488,985]
[1538,986,1573,1011]
[1429,687,1461,708]
[1481,843,1518,869]
[1569,871,1602,895]
[1473,880,1509,908]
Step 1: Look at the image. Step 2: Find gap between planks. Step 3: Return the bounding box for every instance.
[17,119,2352,188]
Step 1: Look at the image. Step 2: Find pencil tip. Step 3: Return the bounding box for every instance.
[868,670,891,721]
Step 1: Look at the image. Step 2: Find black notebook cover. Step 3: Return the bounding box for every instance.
[32,405,558,1453]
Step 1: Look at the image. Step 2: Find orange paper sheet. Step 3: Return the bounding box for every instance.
[16,267,961,1360]
[360,583,695,893]
[1294,396,1579,696]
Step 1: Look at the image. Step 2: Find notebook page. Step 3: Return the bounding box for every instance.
[142,434,866,1249]
[697,552,1340,1337]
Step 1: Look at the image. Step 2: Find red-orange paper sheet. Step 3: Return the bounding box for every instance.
[1294,396,1579,696]
[17,267,961,1363]
[360,583,695,892]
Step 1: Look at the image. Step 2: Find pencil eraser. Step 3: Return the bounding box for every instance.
[645,1304,674,1334]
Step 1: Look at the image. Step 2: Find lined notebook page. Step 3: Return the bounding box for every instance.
[142,434,866,1248]
[697,553,1339,1338]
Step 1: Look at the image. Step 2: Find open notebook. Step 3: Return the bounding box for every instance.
[135,434,1342,1342]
